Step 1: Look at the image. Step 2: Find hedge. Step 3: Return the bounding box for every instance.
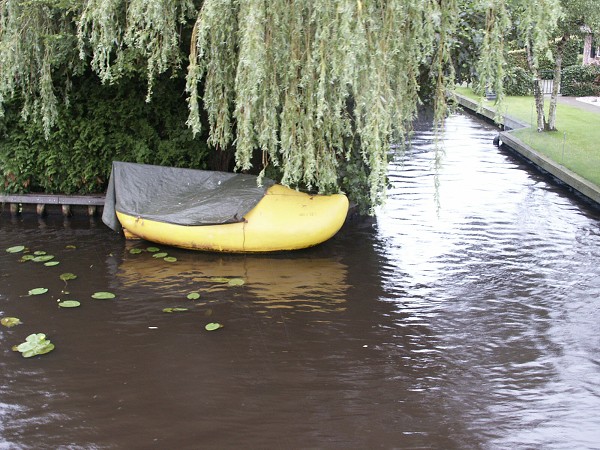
[0,74,210,194]
[561,65,600,97]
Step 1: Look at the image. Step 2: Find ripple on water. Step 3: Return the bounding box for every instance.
[376,112,600,448]
[1,111,599,449]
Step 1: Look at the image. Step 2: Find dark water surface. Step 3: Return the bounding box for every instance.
[1,112,600,449]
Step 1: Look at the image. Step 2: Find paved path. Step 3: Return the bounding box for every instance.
[556,95,600,113]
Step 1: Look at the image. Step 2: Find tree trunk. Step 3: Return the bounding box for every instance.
[525,39,547,132]
[583,33,593,66]
[209,146,235,172]
[548,35,567,131]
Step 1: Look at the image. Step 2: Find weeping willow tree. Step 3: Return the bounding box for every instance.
[185,0,461,209]
[0,0,561,211]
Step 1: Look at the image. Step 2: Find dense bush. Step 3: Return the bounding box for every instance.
[561,65,600,97]
[504,38,590,97]
[505,66,534,96]
[0,74,209,194]
[504,50,532,95]
[507,50,529,71]
[538,37,582,73]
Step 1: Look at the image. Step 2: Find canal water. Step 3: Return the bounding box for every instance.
[1,112,599,449]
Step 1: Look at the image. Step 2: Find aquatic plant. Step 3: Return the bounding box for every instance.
[1,317,22,327]
[13,333,55,358]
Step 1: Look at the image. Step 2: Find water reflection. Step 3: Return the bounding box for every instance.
[374,112,600,448]
[1,112,600,449]
[117,246,349,316]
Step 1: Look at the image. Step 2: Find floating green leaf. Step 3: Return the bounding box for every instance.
[227,278,245,287]
[59,273,77,281]
[1,317,22,327]
[14,333,55,358]
[163,257,177,263]
[146,247,160,253]
[65,245,77,249]
[44,261,60,266]
[33,250,47,256]
[129,248,143,254]
[58,300,81,308]
[205,322,223,331]
[91,292,116,300]
[152,252,168,258]
[20,255,35,261]
[187,292,200,300]
[6,245,25,253]
[210,277,231,283]
[28,287,48,296]
[163,307,189,313]
[32,255,54,263]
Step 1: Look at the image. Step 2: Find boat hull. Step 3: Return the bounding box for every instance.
[116,185,349,252]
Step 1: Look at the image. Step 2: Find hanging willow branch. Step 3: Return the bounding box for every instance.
[0,0,78,136]
[186,0,461,208]
[0,0,562,209]
[78,0,196,94]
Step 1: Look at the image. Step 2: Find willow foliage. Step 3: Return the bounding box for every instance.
[0,0,80,135]
[77,0,196,99]
[0,0,562,209]
[187,0,460,207]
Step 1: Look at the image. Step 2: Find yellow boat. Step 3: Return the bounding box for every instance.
[117,184,348,252]
[103,163,348,253]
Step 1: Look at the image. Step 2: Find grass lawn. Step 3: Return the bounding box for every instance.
[454,86,600,187]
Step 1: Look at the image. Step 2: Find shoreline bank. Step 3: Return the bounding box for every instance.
[455,93,600,208]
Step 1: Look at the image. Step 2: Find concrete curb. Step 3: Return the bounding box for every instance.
[455,93,600,207]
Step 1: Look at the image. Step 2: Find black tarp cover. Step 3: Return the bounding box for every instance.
[102,161,274,231]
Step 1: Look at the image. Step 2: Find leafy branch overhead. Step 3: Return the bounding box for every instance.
[0,0,565,208]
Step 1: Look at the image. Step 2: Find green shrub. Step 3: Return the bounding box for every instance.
[0,74,209,194]
[505,50,533,96]
[507,49,528,71]
[561,65,600,97]
[505,66,533,96]
[539,37,582,73]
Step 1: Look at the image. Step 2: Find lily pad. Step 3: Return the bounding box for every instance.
[210,277,231,283]
[205,322,223,331]
[44,261,60,266]
[28,287,48,296]
[65,245,77,249]
[187,292,200,300]
[32,255,54,263]
[91,291,116,300]
[14,333,55,358]
[129,248,143,254]
[58,300,81,308]
[6,245,25,253]
[1,317,22,327]
[163,307,189,313]
[163,257,177,263]
[146,246,160,253]
[20,255,35,261]
[152,252,168,259]
[59,273,77,281]
[227,278,245,287]
[33,250,47,256]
